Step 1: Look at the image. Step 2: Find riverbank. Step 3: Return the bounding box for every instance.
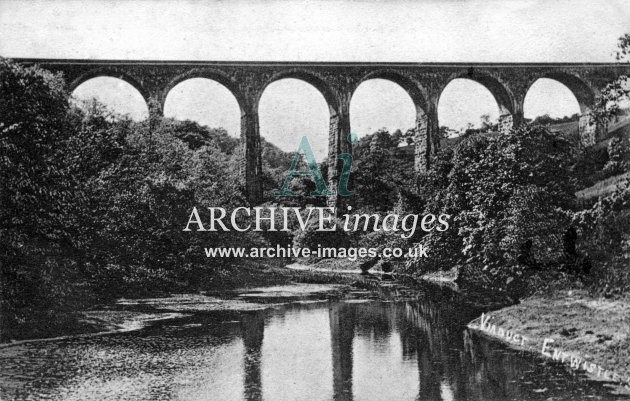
[2,260,459,348]
[469,289,630,393]
[0,257,471,347]
[0,280,353,349]
[0,260,361,345]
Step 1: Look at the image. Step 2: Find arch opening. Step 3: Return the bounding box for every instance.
[258,78,331,199]
[163,78,241,138]
[258,78,330,160]
[70,76,149,121]
[258,70,338,117]
[524,78,582,125]
[535,73,594,113]
[354,71,428,115]
[349,78,419,212]
[350,78,417,143]
[438,78,502,137]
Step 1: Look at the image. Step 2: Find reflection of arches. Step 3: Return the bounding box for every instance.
[349,78,417,137]
[163,78,241,136]
[258,69,338,116]
[526,73,594,113]
[241,310,265,401]
[440,70,513,115]
[70,69,150,104]
[71,76,149,120]
[438,78,502,131]
[163,69,247,115]
[353,70,429,116]
[329,303,355,401]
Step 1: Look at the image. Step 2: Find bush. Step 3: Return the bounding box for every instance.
[602,137,628,178]
[406,126,576,294]
[0,59,79,340]
[574,183,630,297]
[0,57,297,340]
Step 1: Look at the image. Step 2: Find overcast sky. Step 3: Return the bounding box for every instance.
[2,0,628,158]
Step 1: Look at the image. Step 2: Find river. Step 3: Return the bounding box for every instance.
[0,282,623,400]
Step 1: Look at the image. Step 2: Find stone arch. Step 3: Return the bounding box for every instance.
[439,69,514,115]
[526,72,596,113]
[69,68,150,106]
[348,77,419,139]
[257,75,332,159]
[257,69,339,117]
[351,70,434,171]
[162,69,247,116]
[352,70,429,116]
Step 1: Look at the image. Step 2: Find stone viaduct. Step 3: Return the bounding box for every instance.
[13,58,630,204]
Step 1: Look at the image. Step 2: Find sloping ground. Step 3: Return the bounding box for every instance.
[548,120,580,138]
[606,113,630,135]
[588,114,630,152]
[542,113,630,146]
[576,171,630,200]
[573,114,630,201]
[471,290,630,393]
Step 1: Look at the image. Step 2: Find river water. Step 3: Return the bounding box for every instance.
[0,283,623,401]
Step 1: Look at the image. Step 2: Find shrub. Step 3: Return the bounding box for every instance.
[0,59,78,340]
[573,183,630,297]
[602,137,628,178]
[406,126,576,294]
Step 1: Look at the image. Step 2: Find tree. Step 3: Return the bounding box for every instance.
[592,34,630,123]
[406,125,576,293]
[602,137,628,177]
[0,59,79,338]
[351,129,416,212]
[615,33,630,61]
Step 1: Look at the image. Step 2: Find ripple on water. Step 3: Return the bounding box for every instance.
[0,289,624,401]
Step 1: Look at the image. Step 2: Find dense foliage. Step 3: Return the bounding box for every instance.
[351,129,417,212]
[592,34,630,124]
[405,127,578,293]
[288,128,420,259]
[3,38,630,340]
[574,183,630,297]
[1,59,79,337]
[0,59,288,339]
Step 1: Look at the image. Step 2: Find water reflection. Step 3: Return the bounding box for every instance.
[0,289,623,401]
[241,311,264,401]
[330,303,354,401]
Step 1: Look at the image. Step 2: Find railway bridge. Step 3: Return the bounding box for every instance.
[14,58,630,203]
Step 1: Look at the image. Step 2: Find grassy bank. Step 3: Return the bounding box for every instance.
[473,289,630,392]
[576,171,630,201]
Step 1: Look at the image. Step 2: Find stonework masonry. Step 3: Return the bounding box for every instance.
[498,114,514,135]
[14,59,630,204]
